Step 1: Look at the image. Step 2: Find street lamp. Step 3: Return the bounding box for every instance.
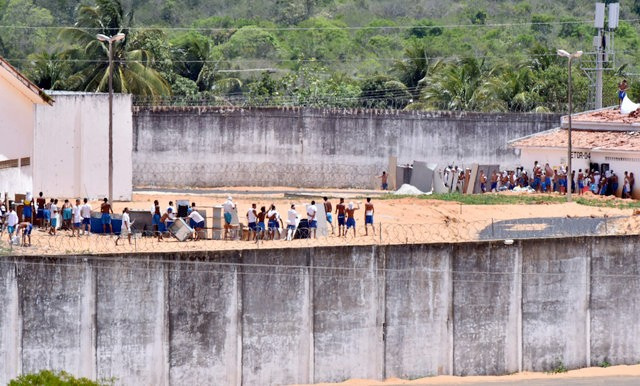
[557,49,583,202]
[96,32,125,204]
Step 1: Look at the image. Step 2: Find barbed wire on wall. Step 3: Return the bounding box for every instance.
[0,214,624,257]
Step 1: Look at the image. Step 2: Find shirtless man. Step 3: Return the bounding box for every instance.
[100,198,113,234]
[577,169,585,195]
[490,171,498,192]
[36,192,46,228]
[479,170,487,193]
[323,197,334,235]
[364,197,375,236]
[377,171,389,190]
[345,202,360,237]
[544,163,554,192]
[256,206,267,241]
[335,198,346,237]
[267,204,283,240]
[151,200,162,240]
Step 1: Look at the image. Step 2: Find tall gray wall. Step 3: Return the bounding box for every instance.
[2,236,638,385]
[132,107,560,188]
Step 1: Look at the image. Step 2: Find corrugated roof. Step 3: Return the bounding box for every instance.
[510,128,640,151]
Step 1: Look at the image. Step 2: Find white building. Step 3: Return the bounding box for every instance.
[510,107,640,198]
[0,57,51,196]
[0,57,132,201]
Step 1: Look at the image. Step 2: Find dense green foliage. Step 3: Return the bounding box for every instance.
[1,0,639,111]
[8,370,109,385]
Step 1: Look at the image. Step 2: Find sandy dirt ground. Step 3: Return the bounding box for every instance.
[2,189,639,255]
[293,364,640,385]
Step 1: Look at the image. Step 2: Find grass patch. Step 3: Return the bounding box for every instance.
[379,193,567,205]
[379,192,640,209]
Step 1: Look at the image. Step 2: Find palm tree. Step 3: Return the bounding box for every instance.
[418,57,506,112]
[60,0,170,96]
[26,51,70,90]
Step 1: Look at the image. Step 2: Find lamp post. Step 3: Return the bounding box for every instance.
[96,32,125,203]
[557,49,583,203]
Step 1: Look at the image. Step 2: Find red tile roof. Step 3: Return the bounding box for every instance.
[510,128,640,151]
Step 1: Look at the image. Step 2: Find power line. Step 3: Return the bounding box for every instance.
[0,18,639,32]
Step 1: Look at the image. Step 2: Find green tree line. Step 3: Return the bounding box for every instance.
[1,0,640,111]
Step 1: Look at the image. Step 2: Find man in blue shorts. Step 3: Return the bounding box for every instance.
[100,198,113,234]
[36,192,45,227]
[246,203,258,241]
[22,197,33,223]
[18,221,32,246]
[286,204,298,241]
[80,198,91,235]
[223,196,236,239]
[6,206,18,243]
[335,198,346,237]
[307,200,317,238]
[345,201,359,238]
[267,204,283,240]
[323,197,334,235]
[71,199,82,237]
[187,209,205,241]
[364,197,375,236]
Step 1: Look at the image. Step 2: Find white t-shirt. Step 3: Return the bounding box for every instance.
[287,209,298,225]
[7,211,18,227]
[306,205,317,220]
[81,203,91,218]
[223,200,235,214]
[72,206,82,223]
[165,212,176,223]
[51,204,58,215]
[188,210,204,223]
[267,209,280,221]
[122,212,131,230]
[247,208,257,223]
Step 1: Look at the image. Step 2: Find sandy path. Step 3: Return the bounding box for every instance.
[292,365,640,385]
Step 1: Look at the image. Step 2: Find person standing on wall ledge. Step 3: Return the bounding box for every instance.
[36,192,46,228]
[619,79,628,108]
[223,196,236,239]
[151,199,162,241]
[336,198,346,237]
[345,201,359,238]
[377,171,388,190]
[247,203,258,241]
[188,208,205,241]
[80,198,92,235]
[115,207,133,246]
[323,197,334,235]
[364,197,375,236]
[22,193,33,224]
[6,205,18,243]
[71,199,82,237]
[101,197,113,234]
[307,200,317,238]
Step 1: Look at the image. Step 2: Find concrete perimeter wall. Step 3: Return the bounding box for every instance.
[2,236,638,385]
[132,107,560,188]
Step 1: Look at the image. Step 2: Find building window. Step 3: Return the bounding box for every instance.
[604,156,640,162]
[20,157,30,167]
[0,159,19,170]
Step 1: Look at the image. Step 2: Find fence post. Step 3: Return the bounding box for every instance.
[379,223,382,243]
